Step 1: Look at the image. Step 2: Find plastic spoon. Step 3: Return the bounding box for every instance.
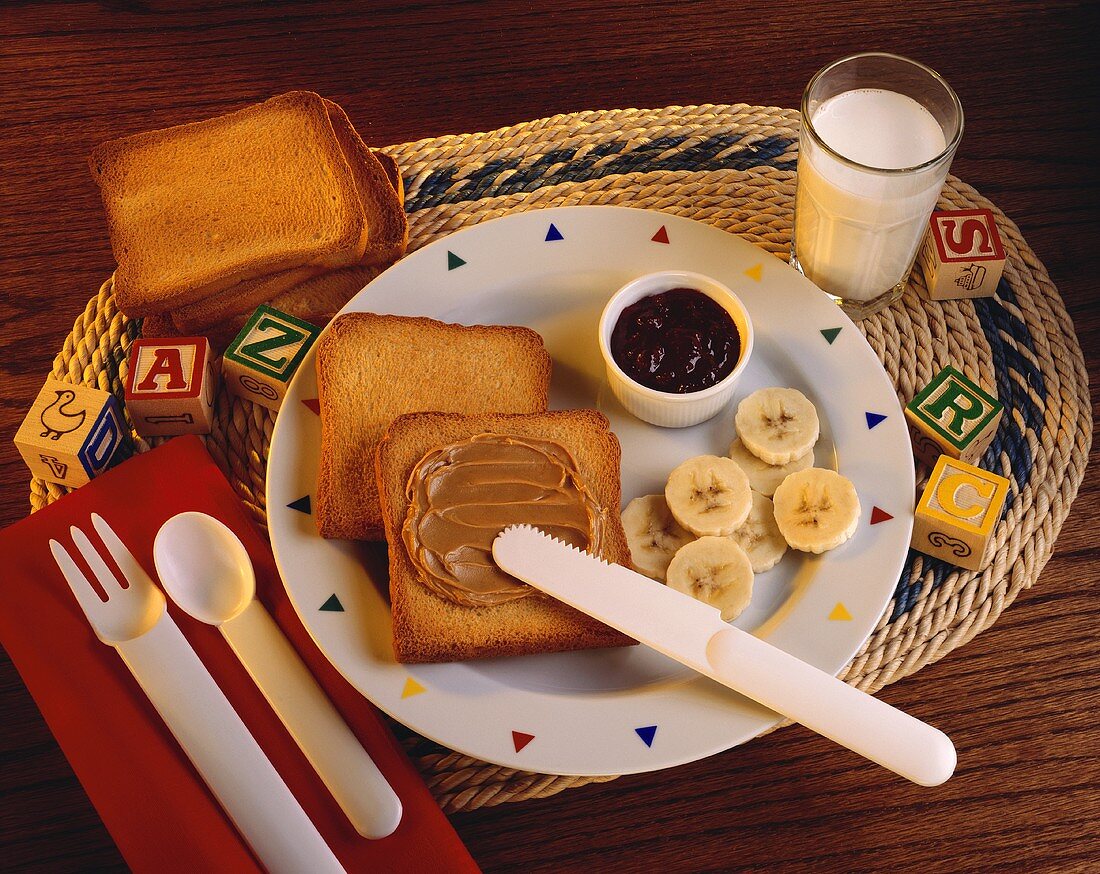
[153,512,402,839]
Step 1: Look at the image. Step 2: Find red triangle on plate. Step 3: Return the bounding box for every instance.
[870,506,893,525]
[301,398,320,415]
[651,225,670,244]
[511,731,535,752]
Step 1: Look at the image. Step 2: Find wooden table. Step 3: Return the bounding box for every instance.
[2,3,1096,871]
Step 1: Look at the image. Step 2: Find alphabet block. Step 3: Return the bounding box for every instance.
[904,366,1004,467]
[912,456,1009,571]
[125,336,217,436]
[14,378,126,487]
[918,208,1006,300]
[222,305,320,412]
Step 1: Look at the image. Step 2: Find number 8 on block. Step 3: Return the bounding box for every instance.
[223,305,320,412]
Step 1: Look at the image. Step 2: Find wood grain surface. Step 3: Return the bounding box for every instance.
[1,2,1097,871]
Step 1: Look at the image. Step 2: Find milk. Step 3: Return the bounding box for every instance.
[794,88,949,302]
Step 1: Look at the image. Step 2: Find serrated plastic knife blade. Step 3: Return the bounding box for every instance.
[492,524,728,674]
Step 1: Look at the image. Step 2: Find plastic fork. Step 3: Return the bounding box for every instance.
[50,513,345,874]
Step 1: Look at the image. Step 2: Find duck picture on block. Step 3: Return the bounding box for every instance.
[39,389,87,440]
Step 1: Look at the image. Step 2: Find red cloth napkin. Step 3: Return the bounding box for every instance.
[0,436,479,873]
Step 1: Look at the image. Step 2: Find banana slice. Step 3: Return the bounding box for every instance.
[727,437,813,497]
[735,387,820,465]
[666,536,754,621]
[729,491,788,572]
[621,494,696,581]
[772,468,861,553]
[665,455,752,537]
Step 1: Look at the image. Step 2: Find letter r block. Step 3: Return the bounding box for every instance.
[918,208,1006,300]
[222,305,320,412]
[904,366,1003,468]
[14,378,126,487]
[911,456,1009,571]
[125,336,217,436]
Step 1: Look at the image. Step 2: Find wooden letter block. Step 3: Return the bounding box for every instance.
[919,208,1006,300]
[912,456,1009,571]
[222,305,319,412]
[125,336,217,436]
[904,365,1004,467]
[14,378,126,487]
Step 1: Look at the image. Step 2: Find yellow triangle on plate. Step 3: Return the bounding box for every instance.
[744,263,763,282]
[828,602,852,621]
[401,677,426,699]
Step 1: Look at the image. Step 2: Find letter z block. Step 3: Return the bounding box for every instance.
[14,378,126,487]
[918,208,1006,300]
[904,366,1003,468]
[125,336,217,436]
[222,305,320,412]
[912,456,1009,571]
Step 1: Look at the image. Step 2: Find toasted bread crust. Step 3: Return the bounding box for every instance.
[90,91,367,316]
[376,410,634,663]
[315,314,552,541]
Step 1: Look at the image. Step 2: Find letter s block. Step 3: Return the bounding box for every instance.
[14,378,126,487]
[222,305,319,412]
[911,456,1009,571]
[125,336,217,436]
[918,208,1006,300]
[904,365,1004,468]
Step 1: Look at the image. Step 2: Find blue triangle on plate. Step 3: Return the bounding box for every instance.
[287,495,312,514]
[866,412,887,430]
[320,594,344,612]
[545,223,564,242]
[635,725,657,747]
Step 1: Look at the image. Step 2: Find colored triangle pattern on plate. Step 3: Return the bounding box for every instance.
[287,495,311,514]
[829,603,852,621]
[821,327,842,345]
[319,594,344,612]
[635,725,657,747]
[870,506,893,525]
[545,223,564,241]
[866,412,887,430]
[447,251,466,270]
[651,225,670,244]
[512,731,535,752]
[744,263,763,282]
[401,677,426,699]
[301,398,320,415]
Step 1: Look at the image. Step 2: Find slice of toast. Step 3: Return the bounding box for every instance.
[169,265,325,334]
[315,314,552,541]
[90,91,368,317]
[377,409,636,662]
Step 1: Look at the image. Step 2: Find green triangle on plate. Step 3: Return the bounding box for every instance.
[821,327,842,345]
[447,251,466,270]
[319,594,344,612]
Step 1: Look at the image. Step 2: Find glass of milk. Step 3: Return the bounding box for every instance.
[791,53,963,318]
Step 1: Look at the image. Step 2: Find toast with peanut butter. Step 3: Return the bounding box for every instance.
[315,313,552,541]
[376,409,636,663]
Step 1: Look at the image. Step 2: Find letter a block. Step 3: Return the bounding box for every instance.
[912,456,1009,571]
[919,208,1006,300]
[904,366,1003,468]
[125,336,217,436]
[222,305,319,412]
[14,378,126,487]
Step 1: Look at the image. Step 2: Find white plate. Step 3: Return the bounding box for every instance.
[267,206,914,776]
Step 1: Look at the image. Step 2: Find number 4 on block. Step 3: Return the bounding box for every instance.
[223,304,320,412]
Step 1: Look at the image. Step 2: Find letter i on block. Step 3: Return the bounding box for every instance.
[14,378,126,487]
[904,366,1004,468]
[912,456,1009,571]
[125,337,217,436]
[222,305,320,412]
[918,208,1006,300]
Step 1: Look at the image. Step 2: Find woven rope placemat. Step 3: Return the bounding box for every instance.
[30,105,1091,814]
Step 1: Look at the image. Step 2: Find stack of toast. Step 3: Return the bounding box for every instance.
[89,91,407,346]
[315,312,635,663]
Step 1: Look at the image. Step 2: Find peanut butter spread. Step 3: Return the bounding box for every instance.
[402,433,604,607]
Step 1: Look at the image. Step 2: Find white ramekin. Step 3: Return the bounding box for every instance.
[598,270,754,428]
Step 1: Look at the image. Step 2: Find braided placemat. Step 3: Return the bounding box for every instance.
[30,105,1091,814]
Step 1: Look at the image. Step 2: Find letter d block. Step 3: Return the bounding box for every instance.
[125,337,217,436]
[904,366,1003,468]
[14,378,126,487]
[912,456,1009,571]
[918,208,1006,300]
[222,305,319,412]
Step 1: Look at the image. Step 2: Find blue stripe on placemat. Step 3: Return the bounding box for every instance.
[405,133,797,211]
[889,278,1047,620]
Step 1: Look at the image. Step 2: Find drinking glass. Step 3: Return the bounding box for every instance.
[791,53,963,318]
